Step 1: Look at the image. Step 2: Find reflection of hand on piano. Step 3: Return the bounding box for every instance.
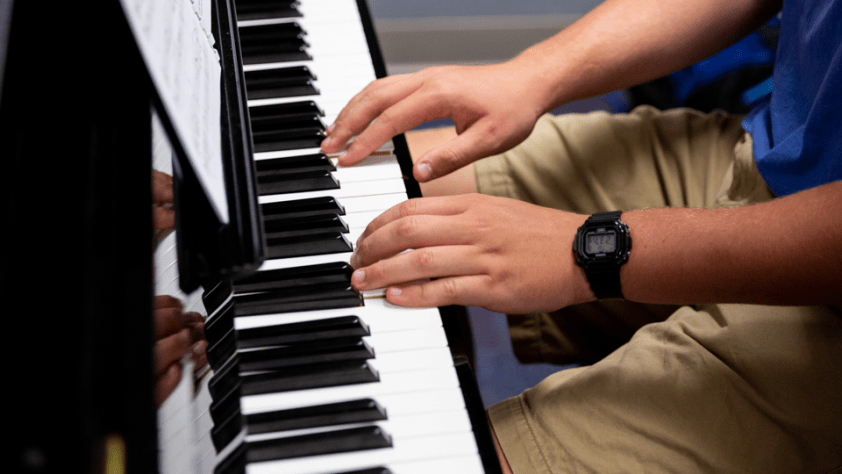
[153,295,207,407]
[321,62,548,183]
[152,170,175,240]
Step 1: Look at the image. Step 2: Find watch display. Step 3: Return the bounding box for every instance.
[586,232,616,254]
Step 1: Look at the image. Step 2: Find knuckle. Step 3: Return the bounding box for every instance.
[413,248,435,269]
[440,278,460,299]
[396,216,419,238]
[398,199,418,218]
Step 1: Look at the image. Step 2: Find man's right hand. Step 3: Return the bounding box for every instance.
[320,62,551,182]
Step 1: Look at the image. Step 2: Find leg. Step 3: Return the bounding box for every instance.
[489,303,842,473]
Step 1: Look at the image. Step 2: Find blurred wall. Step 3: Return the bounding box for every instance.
[368,0,603,73]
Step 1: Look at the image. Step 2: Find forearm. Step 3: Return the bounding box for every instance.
[619,181,842,306]
[511,0,782,111]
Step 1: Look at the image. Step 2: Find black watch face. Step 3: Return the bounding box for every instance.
[585,230,616,255]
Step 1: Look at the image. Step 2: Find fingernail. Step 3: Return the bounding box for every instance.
[352,270,365,283]
[350,252,359,268]
[321,136,333,149]
[417,162,432,181]
[326,123,335,135]
[337,151,347,162]
[389,287,402,297]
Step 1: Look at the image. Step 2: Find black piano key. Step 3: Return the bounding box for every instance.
[239,21,306,39]
[263,213,348,238]
[211,404,244,453]
[209,354,242,400]
[215,426,392,474]
[241,360,379,396]
[252,127,326,153]
[245,66,318,100]
[215,441,248,474]
[209,338,374,402]
[202,279,234,315]
[252,116,325,136]
[207,326,237,371]
[261,196,345,222]
[210,379,242,426]
[254,426,392,462]
[258,170,340,195]
[247,399,387,434]
[239,338,375,372]
[238,21,305,41]
[245,65,316,87]
[233,281,363,316]
[234,262,353,293]
[205,300,235,347]
[248,101,324,125]
[264,231,354,260]
[235,1,302,22]
[334,469,393,474]
[237,315,370,349]
[255,153,334,174]
[241,46,311,66]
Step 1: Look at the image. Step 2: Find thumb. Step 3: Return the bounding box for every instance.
[413,121,507,182]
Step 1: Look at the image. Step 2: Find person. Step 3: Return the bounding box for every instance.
[320,0,842,471]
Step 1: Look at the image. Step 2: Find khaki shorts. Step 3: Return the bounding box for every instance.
[476,106,842,473]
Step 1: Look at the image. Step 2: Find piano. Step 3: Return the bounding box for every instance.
[2,0,502,473]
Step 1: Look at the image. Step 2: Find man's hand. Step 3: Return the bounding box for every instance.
[349,194,595,313]
[320,63,550,182]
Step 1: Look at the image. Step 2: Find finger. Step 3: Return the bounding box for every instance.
[324,74,410,139]
[192,340,208,371]
[152,170,174,204]
[414,118,518,182]
[322,76,421,157]
[154,329,190,376]
[153,206,175,230]
[352,245,484,291]
[154,295,183,311]
[353,214,474,268]
[355,196,468,247]
[385,275,492,308]
[155,364,183,407]
[153,307,185,339]
[337,91,448,167]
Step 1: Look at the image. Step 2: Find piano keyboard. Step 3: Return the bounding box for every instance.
[182,1,497,473]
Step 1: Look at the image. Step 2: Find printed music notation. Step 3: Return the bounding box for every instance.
[120,0,230,223]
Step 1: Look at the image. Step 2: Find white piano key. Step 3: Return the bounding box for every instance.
[367,345,453,372]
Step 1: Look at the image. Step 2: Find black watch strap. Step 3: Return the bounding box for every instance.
[581,211,625,299]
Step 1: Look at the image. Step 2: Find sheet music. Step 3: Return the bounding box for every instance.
[121,0,230,223]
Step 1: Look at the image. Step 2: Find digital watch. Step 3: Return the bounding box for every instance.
[573,210,631,299]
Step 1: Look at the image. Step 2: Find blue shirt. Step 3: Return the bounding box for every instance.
[742,0,842,196]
